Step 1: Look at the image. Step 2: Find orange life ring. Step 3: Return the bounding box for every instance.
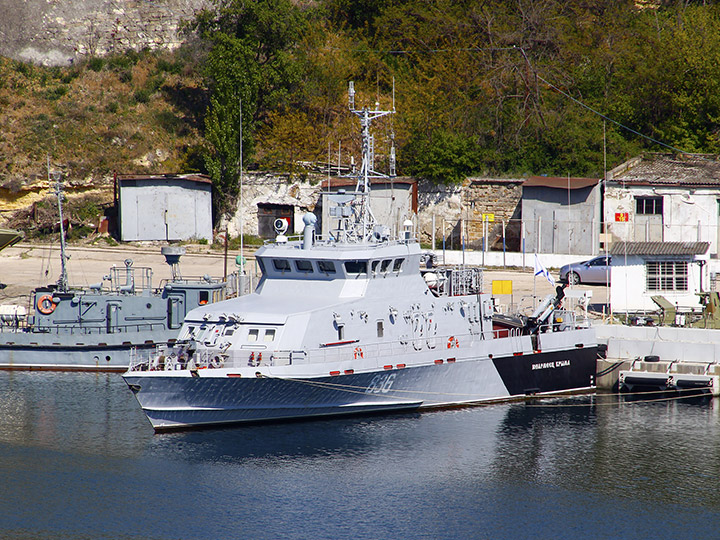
[37,294,56,315]
[447,336,459,349]
[354,346,364,359]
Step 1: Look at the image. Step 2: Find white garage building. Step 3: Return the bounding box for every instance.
[118,174,213,242]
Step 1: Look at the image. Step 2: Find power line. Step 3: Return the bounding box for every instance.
[323,44,695,156]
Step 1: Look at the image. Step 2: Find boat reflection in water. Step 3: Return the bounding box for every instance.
[0,372,719,540]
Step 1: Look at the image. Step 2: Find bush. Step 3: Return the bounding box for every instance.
[87,57,105,72]
[44,86,68,101]
[133,88,152,104]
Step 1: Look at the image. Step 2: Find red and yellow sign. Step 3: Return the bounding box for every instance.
[615,212,629,222]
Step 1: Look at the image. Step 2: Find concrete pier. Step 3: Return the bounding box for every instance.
[595,323,720,392]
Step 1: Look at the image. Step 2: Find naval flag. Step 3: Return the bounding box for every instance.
[534,254,556,286]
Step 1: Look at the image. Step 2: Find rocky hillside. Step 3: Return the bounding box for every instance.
[0,48,207,233]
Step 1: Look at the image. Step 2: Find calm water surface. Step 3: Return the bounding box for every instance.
[0,371,718,539]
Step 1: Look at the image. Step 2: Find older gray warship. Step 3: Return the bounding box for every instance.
[0,177,227,371]
[124,84,598,430]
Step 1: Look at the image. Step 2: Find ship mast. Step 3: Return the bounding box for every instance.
[347,81,396,243]
[51,168,69,292]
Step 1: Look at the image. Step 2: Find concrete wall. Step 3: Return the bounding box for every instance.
[221,173,322,239]
[0,0,207,66]
[522,184,601,255]
[221,173,416,241]
[417,178,523,250]
[320,183,414,240]
[119,178,212,242]
[597,324,720,363]
[605,185,720,256]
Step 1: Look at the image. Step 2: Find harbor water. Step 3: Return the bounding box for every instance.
[0,371,719,540]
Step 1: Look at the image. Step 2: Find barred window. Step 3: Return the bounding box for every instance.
[646,261,688,291]
[636,196,663,215]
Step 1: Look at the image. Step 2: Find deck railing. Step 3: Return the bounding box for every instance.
[127,315,591,373]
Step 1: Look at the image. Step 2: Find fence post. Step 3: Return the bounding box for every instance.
[538,216,542,255]
[502,219,506,268]
[522,220,526,269]
[432,214,436,251]
[442,217,446,264]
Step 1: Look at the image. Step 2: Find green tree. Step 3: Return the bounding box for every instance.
[202,34,256,219]
[192,0,310,219]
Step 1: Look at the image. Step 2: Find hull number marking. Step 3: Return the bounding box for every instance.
[366,373,396,394]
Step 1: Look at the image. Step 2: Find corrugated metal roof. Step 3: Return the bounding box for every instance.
[320,176,416,189]
[524,176,600,189]
[609,241,709,256]
[117,173,212,185]
[609,153,720,186]
[467,177,525,185]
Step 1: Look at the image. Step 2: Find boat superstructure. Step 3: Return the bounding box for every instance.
[0,175,229,371]
[124,84,597,430]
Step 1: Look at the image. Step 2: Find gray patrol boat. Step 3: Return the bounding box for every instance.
[0,177,227,371]
[124,84,598,430]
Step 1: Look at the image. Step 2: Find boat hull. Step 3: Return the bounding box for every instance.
[0,330,177,372]
[124,345,598,430]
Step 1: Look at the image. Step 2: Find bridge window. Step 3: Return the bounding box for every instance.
[264,329,276,342]
[248,329,259,342]
[273,259,291,272]
[318,261,336,274]
[393,258,405,272]
[295,260,314,273]
[381,259,392,273]
[344,260,368,275]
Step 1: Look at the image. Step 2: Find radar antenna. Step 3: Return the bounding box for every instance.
[344,80,396,242]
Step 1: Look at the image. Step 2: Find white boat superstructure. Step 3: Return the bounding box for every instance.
[123,84,597,430]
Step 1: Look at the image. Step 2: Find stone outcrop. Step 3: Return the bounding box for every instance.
[0,0,208,66]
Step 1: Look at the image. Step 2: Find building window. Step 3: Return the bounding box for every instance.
[636,196,663,215]
[646,261,688,291]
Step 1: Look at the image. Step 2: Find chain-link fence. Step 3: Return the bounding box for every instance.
[429,216,720,258]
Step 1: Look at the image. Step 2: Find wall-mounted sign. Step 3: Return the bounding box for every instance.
[615,212,629,222]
